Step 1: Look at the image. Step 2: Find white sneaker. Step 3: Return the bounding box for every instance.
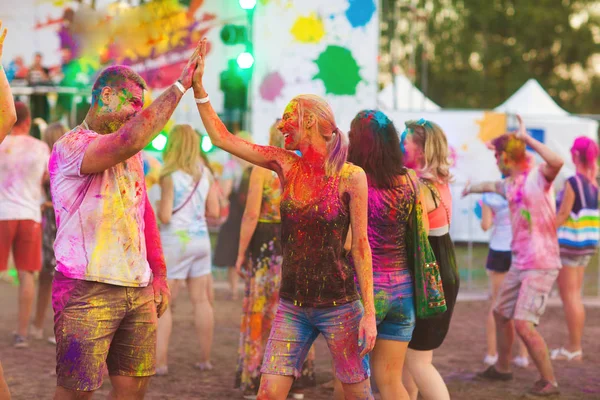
[512,356,529,368]
[483,354,498,366]
[47,336,57,345]
[30,325,43,340]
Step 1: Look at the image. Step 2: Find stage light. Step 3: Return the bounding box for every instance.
[239,0,257,10]
[151,133,168,151]
[201,135,214,152]
[237,52,255,69]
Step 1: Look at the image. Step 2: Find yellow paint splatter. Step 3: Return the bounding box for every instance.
[290,13,325,44]
[476,112,507,143]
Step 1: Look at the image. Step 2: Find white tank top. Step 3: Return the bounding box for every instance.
[160,167,211,238]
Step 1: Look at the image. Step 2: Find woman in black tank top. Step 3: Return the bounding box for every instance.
[192,41,377,400]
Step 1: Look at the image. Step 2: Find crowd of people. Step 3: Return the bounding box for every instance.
[0,22,598,400]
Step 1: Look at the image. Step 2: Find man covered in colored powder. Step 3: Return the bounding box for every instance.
[463,115,564,397]
[48,41,203,399]
[0,101,50,348]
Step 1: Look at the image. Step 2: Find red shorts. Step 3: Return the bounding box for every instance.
[0,220,42,272]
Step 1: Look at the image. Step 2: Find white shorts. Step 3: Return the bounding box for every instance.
[161,234,212,280]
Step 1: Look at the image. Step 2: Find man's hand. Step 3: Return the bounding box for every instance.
[358,312,377,358]
[178,40,203,89]
[461,179,471,198]
[152,275,171,318]
[515,114,528,141]
[0,21,7,61]
[192,38,208,92]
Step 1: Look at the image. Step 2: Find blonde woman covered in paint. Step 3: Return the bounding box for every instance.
[0,21,16,145]
[155,124,220,375]
[192,39,377,400]
[400,119,459,400]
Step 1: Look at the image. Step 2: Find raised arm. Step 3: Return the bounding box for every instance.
[516,115,563,182]
[192,39,294,173]
[463,180,504,197]
[345,166,376,357]
[234,167,264,277]
[0,23,16,143]
[80,42,203,174]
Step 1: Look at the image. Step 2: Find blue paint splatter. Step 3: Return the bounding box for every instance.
[345,0,376,28]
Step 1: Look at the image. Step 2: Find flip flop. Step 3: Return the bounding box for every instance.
[193,361,214,371]
[550,347,582,361]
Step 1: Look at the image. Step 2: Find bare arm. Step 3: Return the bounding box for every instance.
[345,166,376,357]
[237,167,264,261]
[481,203,493,231]
[205,173,220,219]
[192,39,295,173]
[463,180,504,197]
[80,41,203,174]
[157,175,174,225]
[516,115,563,182]
[556,181,575,228]
[0,24,16,143]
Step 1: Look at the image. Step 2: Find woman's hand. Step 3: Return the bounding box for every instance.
[0,21,7,61]
[358,312,377,357]
[192,38,208,93]
[235,253,246,278]
[177,39,203,89]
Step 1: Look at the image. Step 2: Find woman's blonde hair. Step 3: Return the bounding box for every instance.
[42,122,68,149]
[293,94,347,176]
[269,119,284,148]
[161,124,203,181]
[406,119,452,183]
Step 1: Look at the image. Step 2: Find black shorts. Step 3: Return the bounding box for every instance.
[485,249,511,273]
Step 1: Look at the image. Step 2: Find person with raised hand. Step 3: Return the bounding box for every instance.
[48,41,203,400]
[193,39,377,400]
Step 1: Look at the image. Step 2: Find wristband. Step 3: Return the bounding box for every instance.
[195,95,210,104]
[173,81,186,94]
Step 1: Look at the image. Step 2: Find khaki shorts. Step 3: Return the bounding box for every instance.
[52,272,157,391]
[494,268,558,325]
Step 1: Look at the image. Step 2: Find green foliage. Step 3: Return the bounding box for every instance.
[384,0,599,113]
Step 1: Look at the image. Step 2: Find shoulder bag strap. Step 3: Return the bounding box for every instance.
[420,178,451,227]
[574,175,587,209]
[172,168,203,215]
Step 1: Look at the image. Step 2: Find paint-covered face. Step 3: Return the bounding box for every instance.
[100,83,144,131]
[277,101,301,150]
[402,132,422,169]
[495,151,511,176]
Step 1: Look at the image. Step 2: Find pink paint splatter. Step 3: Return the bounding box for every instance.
[259,72,285,102]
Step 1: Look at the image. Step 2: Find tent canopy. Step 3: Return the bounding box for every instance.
[378,75,441,111]
[494,79,569,116]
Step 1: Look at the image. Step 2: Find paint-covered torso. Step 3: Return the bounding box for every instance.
[258,170,282,223]
[160,167,211,240]
[0,135,50,223]
[279,162,358,307]
[366,175,414,272]
[504,166,560,270]
[49,127,150,286]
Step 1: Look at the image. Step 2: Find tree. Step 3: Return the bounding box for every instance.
[382,0,599,114]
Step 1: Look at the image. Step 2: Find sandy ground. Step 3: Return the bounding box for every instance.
[0,280,599,400]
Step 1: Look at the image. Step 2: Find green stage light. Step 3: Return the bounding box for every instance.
[237,52,255,69]
[201,135,214,152]
[151,133,168,151]
[239,0,257,10]
[220,24,247,45]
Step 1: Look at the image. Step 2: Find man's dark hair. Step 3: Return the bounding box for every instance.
[91,66,148,106]
[14,101,31,128]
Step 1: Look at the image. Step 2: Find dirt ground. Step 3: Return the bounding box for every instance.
[0,281,599,400]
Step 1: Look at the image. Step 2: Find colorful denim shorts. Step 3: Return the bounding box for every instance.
[372,269,415,342]
[261,299,370,384]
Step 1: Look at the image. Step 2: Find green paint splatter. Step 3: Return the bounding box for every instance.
[313,45,362,95]
[520,209,532,231]
[175,230,191,246]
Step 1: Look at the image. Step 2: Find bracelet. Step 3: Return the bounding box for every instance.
[173,81,186,94]
[195,95,210,104]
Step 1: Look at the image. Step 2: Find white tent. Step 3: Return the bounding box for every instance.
[378,75,441,111]
[495,78,568,116]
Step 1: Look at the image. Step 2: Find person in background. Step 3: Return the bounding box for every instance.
[28,52,51,122]
[6,56,28,82]
[0,19,14,400]
[0,101,50,349]
[156,124,220,375]
[234,120,315,400]
[464,115,564,397]
[0,21,16,144]
[213,131,253,301]
[30,123,68,345]
[551,136,600,362]
[401,119,459,400]
[480,192,529,368]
